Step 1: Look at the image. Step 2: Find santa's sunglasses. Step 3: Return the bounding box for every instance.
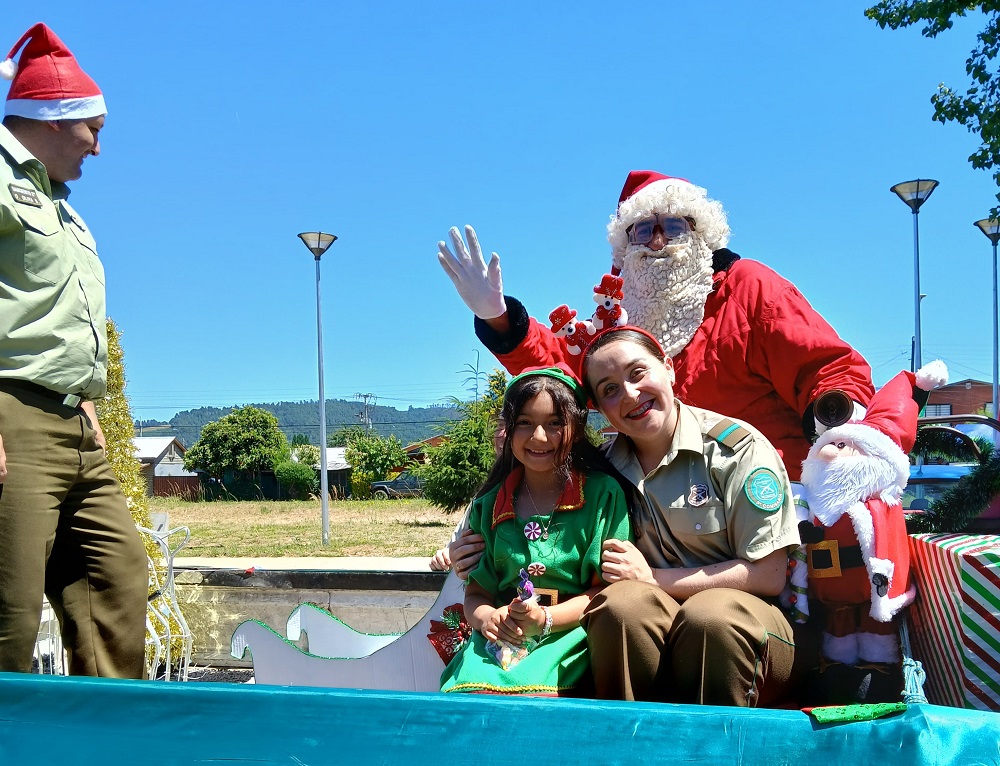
[625,214,693,246]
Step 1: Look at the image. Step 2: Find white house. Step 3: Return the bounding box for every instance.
[132,436,200,497]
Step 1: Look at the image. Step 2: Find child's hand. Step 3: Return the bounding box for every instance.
[481,605,524,644]
[507,598,545,637]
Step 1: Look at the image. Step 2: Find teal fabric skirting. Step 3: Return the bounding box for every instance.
[0,673,998,765]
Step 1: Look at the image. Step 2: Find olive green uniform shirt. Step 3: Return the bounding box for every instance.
[605,401,799,570]
[0,125,107,400]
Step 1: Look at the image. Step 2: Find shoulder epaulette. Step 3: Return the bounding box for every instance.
[707,418,752,451]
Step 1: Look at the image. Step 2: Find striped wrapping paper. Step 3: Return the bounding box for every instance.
[907,533,1000,710]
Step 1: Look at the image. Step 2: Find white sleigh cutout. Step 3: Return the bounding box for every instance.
[285,603,399,659]
[231,570,465,690]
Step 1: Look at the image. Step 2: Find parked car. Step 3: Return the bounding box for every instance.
[902,415,1000,530]
[903,462,974,511]
[369,471,424,499]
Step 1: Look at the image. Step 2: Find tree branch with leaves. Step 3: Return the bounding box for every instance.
[867,2,1000,215]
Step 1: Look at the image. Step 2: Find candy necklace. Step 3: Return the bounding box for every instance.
[522,483,557,542]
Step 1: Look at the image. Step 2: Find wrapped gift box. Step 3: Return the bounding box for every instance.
[907,533,1000,710]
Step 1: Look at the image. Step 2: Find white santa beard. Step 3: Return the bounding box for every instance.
[801,454,902,527]
[619,236,714,358]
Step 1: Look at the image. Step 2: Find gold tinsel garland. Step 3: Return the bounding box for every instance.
[96,319,184,674]
[95,319,155,550]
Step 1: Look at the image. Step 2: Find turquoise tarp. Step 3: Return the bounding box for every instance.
[1,673,998,765]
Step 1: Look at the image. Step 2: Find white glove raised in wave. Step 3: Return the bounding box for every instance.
[437,225,507,320]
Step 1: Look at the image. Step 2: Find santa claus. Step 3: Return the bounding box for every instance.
[437,171,874,481]
[799,361,947,700]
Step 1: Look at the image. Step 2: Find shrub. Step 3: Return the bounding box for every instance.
[351,470,374,500]
[275,460,319,499]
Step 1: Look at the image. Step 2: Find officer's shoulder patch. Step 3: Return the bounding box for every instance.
[744,467,784,513]
[707,418,751,451]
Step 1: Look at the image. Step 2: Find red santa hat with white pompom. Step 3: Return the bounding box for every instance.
[607,170,732,274]
[811,360,950,498]
[1,23,106,120]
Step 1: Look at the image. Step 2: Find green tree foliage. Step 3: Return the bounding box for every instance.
[866,2,1000,213]
[329,425,368,447]
[418,369,508,511]
[291,433,311,446]
[291,443,321,468]
[183,406,290,480]
[345,432,409,483]
[275,459,319,499]
[168,400,460,448]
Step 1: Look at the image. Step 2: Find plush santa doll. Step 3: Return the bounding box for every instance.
[799,360,948,670]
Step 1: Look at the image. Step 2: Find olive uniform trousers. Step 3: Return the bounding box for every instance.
[582,580,801,706]
[0,384,147,677]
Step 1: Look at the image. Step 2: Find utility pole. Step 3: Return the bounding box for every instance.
[355,392,376,430]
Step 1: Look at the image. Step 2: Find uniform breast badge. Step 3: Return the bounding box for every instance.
[688,484,710,506]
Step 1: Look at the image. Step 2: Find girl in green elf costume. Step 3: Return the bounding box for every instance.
[440,365,633,695]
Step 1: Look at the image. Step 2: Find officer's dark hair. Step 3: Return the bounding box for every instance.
[2,115,34,131]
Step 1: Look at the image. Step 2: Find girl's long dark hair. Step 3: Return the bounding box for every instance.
[476,374,642,532]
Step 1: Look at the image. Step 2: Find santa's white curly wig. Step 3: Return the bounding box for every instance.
[608,173,731,272]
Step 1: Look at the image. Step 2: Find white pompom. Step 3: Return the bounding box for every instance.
[0,58,16,81]
[915,359,948,391]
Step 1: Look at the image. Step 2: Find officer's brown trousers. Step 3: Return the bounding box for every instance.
[581,580,798,706]
[0,386,146,677]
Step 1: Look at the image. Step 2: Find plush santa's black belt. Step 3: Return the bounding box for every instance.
[0,379,83,409]
[808,542,864,575]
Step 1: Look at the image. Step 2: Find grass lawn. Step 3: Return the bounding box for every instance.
[151,496,463,558]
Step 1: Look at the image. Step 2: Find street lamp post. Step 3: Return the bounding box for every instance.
[298,231,338,546]
[974,218,1000,420]
[890,179,939,371]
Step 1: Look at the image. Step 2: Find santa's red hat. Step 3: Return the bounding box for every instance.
[1,23,105,120]
[811,360,949,492]
[607,170,731,270]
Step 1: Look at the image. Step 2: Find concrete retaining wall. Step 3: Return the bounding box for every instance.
[175,567,448,667]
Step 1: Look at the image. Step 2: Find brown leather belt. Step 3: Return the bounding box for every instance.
[0,379,83,409]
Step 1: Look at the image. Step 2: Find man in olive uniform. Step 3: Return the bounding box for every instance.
[0,23,146,677]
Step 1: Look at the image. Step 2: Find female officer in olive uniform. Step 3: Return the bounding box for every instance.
[579,327,800,706]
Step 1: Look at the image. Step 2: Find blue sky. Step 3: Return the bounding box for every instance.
[6,2,999,422]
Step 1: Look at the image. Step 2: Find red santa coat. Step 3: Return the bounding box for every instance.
[477,257,874,480]
[806,497,913,623]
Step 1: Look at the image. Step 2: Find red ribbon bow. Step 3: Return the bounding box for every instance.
[426,604,471,665]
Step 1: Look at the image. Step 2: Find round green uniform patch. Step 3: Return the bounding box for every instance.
[744,467,784,512]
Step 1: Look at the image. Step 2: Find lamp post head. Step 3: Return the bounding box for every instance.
[890,179,939,213]
[975,218,1000,246]
[298,231,338,258]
